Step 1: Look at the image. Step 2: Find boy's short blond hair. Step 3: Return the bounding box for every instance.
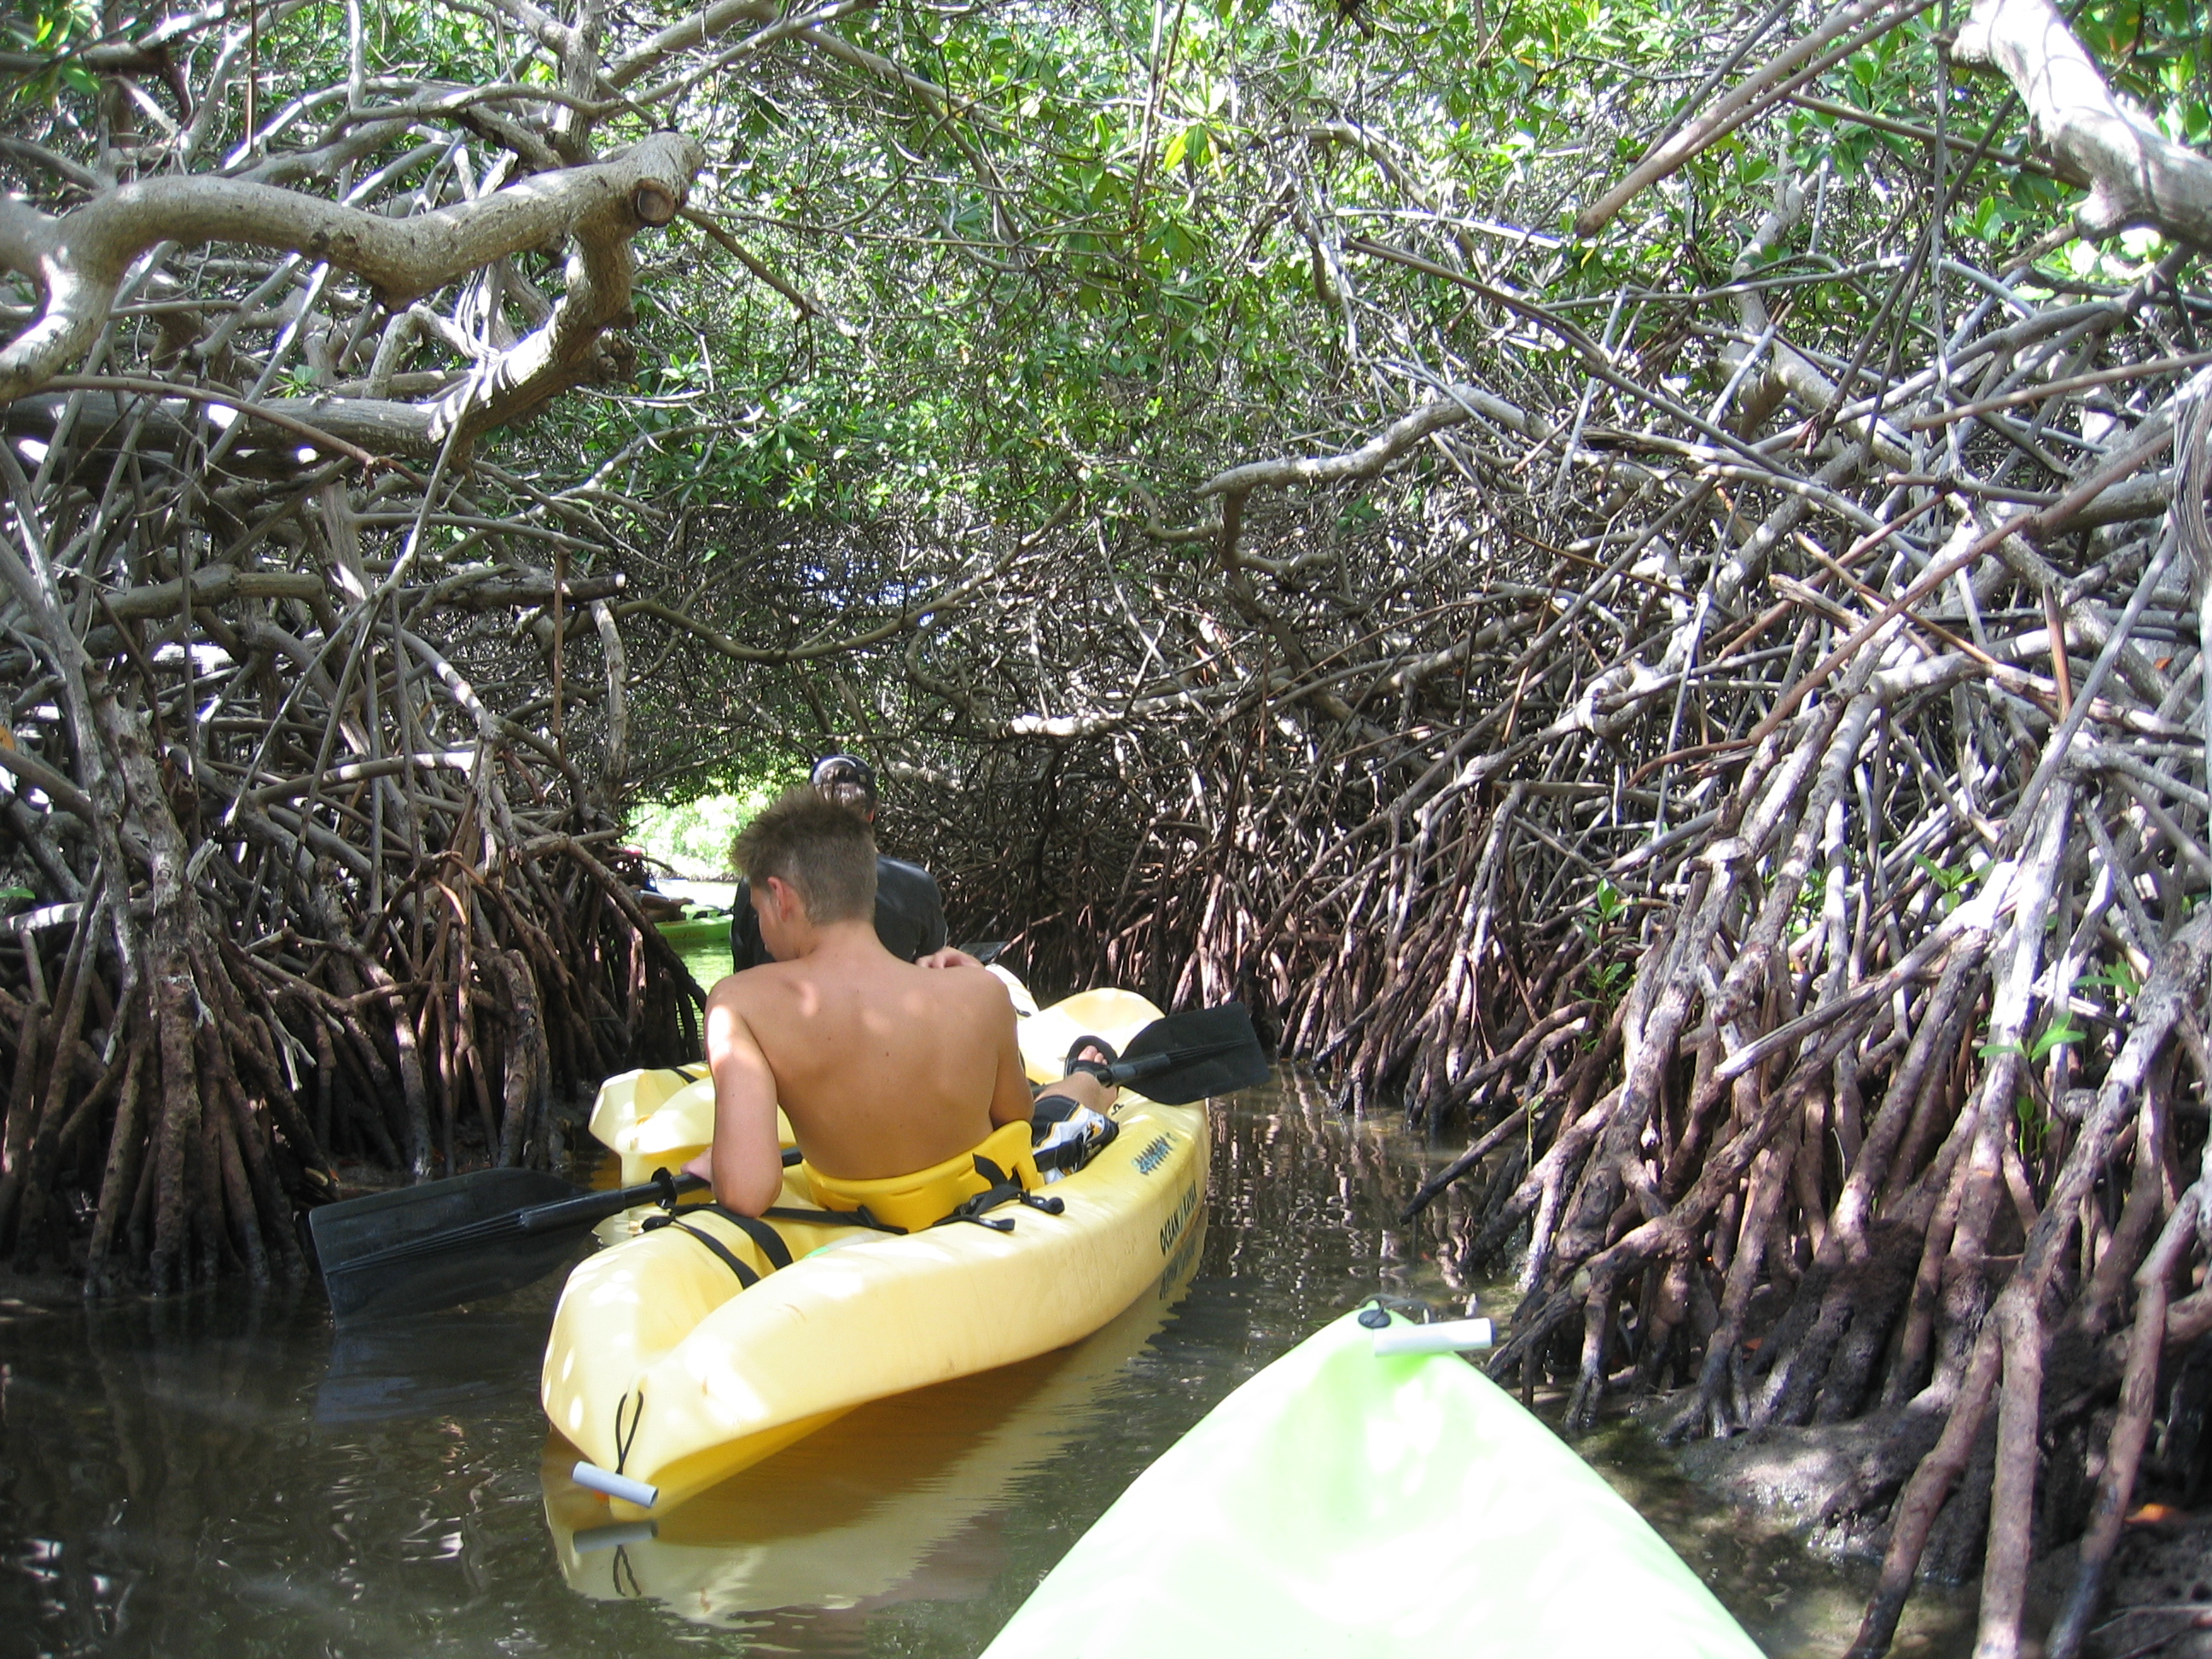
[735,788,878,923]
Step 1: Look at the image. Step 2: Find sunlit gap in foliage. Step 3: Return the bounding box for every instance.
[629,783,790,880]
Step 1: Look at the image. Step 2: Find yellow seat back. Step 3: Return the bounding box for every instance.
[806,1121,1039,1232]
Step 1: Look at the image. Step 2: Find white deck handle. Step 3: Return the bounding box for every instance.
[572,1460,659,1509]
[1372,1317,1493,1356]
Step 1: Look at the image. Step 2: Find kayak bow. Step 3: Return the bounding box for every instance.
[981,1304,1767,1659]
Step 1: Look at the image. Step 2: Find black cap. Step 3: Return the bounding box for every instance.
[810,754,878,806]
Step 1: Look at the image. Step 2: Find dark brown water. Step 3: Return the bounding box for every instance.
[0,1058,1969,1658]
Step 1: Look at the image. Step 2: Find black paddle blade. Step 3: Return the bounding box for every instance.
[1111,1003,1271,1104]
[311,1167,583,1325]
[323,1223,590,1324]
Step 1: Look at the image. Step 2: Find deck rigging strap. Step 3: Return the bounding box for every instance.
[641,1214,760,1286]
[639,1202,794,1283]
[762,1203,906,1234]
[930,1155,1064,1231]
[672,1147,1073,1247]
[934,1161,1022,1232]
[715,1206,795,1270]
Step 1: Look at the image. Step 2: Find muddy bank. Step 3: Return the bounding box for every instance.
[1660,1398,2212,1658]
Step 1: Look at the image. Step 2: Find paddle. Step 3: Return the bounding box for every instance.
[311,1002,1268,1324]
[1101,1003,1270,1104]
[311,1153,800,1326]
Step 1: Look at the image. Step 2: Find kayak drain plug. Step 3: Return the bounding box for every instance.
[573,1460,659,1509]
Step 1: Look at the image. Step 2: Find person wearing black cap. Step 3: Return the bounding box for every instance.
[726,754,947,972]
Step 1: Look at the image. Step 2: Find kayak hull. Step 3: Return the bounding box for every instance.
[980,1307,1766,1659]
[542,990,1209,1518]
[540,1217,1204,1621]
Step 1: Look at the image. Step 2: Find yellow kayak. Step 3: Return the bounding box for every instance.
[541,987,1210,1519]
[540,1218,1203,1621]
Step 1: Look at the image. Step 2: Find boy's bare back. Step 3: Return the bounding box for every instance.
[707,942,1033,1183]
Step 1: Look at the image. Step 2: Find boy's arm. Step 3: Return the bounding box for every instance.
[986,989,1034,1128]
[684,982,787,1214]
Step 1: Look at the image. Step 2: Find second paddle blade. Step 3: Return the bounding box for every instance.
[323,1223,592,1324]
[311,1167,583,1325]
[1119,1003,1272,1104]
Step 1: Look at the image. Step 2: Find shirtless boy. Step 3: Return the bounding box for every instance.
[684,789,1116,1215]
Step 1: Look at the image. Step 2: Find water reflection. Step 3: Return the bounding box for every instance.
[319,1305,561,1426]
[1,1072,1960,1658]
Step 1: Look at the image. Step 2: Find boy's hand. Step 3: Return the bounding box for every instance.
[917,946,983,970]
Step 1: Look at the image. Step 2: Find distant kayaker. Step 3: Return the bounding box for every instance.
[726,754,946,971]
[686,788,1119,1215]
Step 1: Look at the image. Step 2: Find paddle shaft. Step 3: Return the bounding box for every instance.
[336,1151,801,1275]
[515,1171,707,1234]
[498,1145,806,1236]
[516,1144,801,1231]
[1105,1037,1243,1087]
[449,1042,1233,1248]
[363,1023,1236,1258]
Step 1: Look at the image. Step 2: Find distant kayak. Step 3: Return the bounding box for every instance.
[980,1305,1765,1659]
[653,910,734,958]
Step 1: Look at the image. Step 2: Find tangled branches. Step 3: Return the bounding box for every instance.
[775,14,2210,1653]
[0,404,707,1289]
[3,0,2209,1650]
[0,0,771,1289]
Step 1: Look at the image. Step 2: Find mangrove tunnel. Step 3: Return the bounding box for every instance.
[3,0,2210,1651]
